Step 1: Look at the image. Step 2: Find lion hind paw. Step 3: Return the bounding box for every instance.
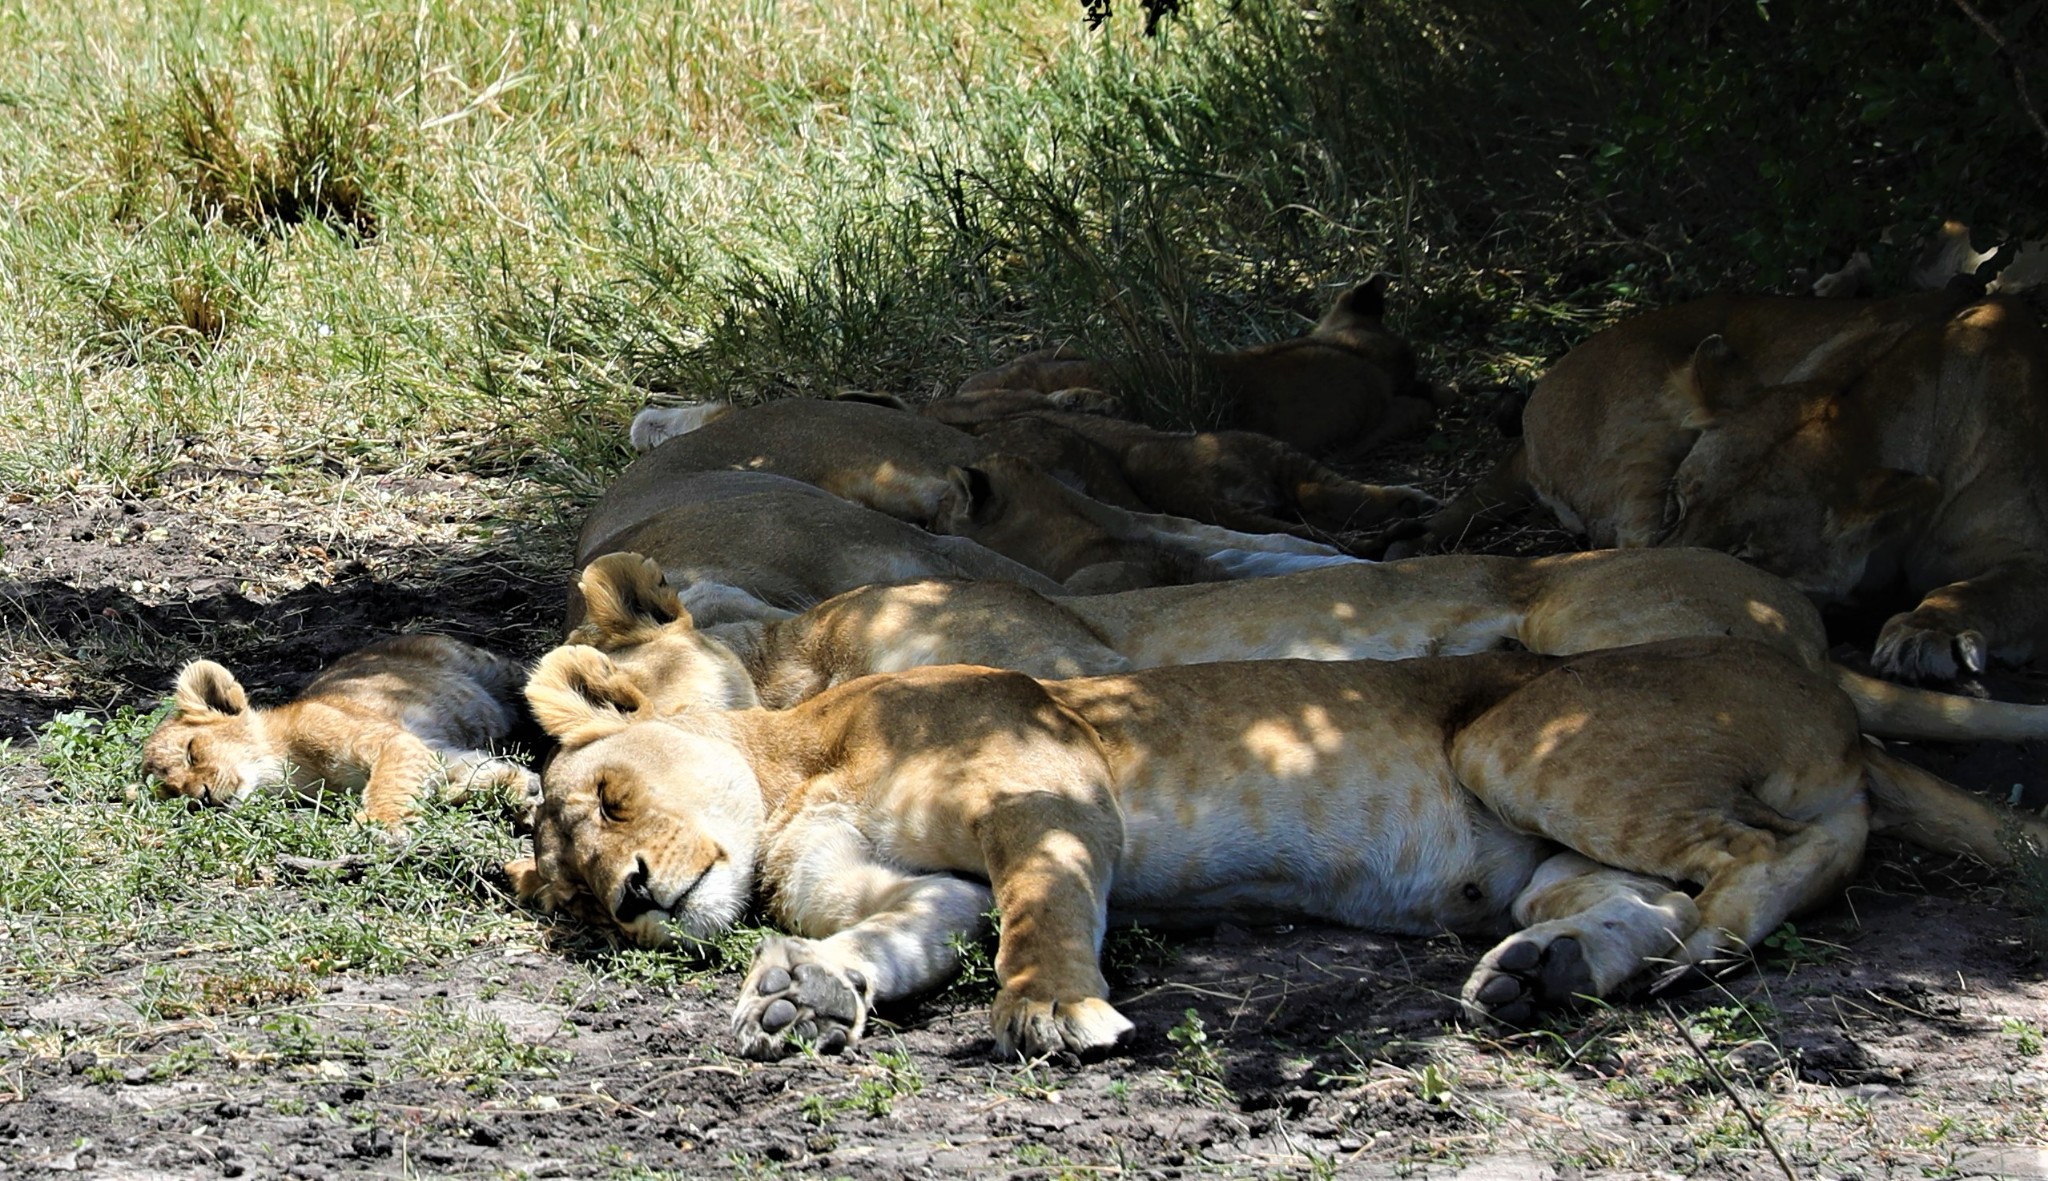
[1459,929,1595,1028]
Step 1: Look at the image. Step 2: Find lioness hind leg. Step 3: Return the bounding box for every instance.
[1669,804,1867,980]
[1462,852,1700,1027]
[980,787,1134,1060]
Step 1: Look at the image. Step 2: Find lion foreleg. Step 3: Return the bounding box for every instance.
[734,842,993,1059]
[1873,560,2048,680]
[1127,510,1349,558]
[437,747,540,808]
[358,731,444,824]
[978,792,1133,1060]
[1461,852,1699,1026]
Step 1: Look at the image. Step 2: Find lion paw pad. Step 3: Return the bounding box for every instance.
[1461,932,1593,1027]
[732,940,871,1059]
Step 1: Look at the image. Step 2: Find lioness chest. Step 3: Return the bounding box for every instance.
[1043,661,1553,935]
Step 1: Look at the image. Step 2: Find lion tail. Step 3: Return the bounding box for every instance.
[1832,666,2048,743]
[1861,741,2048,866]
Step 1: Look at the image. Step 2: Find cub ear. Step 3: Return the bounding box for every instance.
[1325,275,1388,324]
[936,464,998,529]
[173,660,248,717]
[525,645,649,745]
[1681,335,1766,429]
[574,552,689,648]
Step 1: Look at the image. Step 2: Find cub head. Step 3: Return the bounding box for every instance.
[141,661,285,807]
[566,552,761,714]
[1661,336,1942,599]
[509,645,762,949]
[1311,275,1422,395]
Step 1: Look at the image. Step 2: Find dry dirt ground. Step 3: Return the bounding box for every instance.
[2,441,2047,1180]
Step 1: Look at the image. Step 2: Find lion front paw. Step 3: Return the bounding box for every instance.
[1384,486,1441,519]
[1047,387,1125,417]
[1460,929,1595,1028]
[731,936,873,1060]
[1873,611,1986,682]
[990,990,1133,1060]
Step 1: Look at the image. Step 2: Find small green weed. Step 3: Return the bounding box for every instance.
[1414,1061,1457,1105]
[1759,921,1839,970]
[2003,1017,2044,1057]
[800,1046,924,1124]
[1166,1007,1229,1104]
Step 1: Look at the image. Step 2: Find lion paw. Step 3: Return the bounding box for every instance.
[1047,387,1124,417]
[1873,612,1986,682]
[990,990,1133,1060]
[731,936,873,1060]
[1384,486,1441,519]
[1460,930,1594,1027]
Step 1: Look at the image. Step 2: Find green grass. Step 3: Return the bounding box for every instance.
[6,705,531,994]
[8,1,2032,496]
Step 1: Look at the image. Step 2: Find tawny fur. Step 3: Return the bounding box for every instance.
[1412,288,2048,681]
[588,397,1364,595]
[509,639,2048,1062]
[956,278,1439,457]
[568,547,2048,743]
[142,635,537,824]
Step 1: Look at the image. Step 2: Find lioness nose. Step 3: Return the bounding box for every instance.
[614,856,659,922]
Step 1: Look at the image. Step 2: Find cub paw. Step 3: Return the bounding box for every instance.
[731,936,873,1060]
[990,990,1133,1061]
[1385,486,1441,518]
[1047,387,1125,417]
[1460,930,1594,1028]
[1873,612,1986,682]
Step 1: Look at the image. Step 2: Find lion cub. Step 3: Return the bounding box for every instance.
[142,635,539,824]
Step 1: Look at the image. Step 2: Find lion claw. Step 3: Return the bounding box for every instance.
[1873,613,1987,681]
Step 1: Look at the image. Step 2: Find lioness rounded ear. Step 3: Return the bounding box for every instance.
[576,552,690,646]
[1682,335,1762,428]
[173,660,248,717]
[525,645,650,743]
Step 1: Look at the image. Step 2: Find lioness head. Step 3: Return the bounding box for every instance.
[1661,337,1942,600]
[508,645,761,948]
[141,661,285,807]
[566,552,761,714]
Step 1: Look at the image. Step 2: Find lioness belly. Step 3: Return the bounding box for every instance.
[1102,721,1549,935]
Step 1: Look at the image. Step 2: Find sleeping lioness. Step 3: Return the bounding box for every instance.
[956,277,1439,456]
[603,397,1357,593]
[567,548,2048,743]
[915,392,1436,546]
[510,639,2047,1060]
[1408,288,2048,682]
[142,635,538,824]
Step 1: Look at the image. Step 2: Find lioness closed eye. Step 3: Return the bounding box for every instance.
[143,635,539,824]
[509,640,2046,1061]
